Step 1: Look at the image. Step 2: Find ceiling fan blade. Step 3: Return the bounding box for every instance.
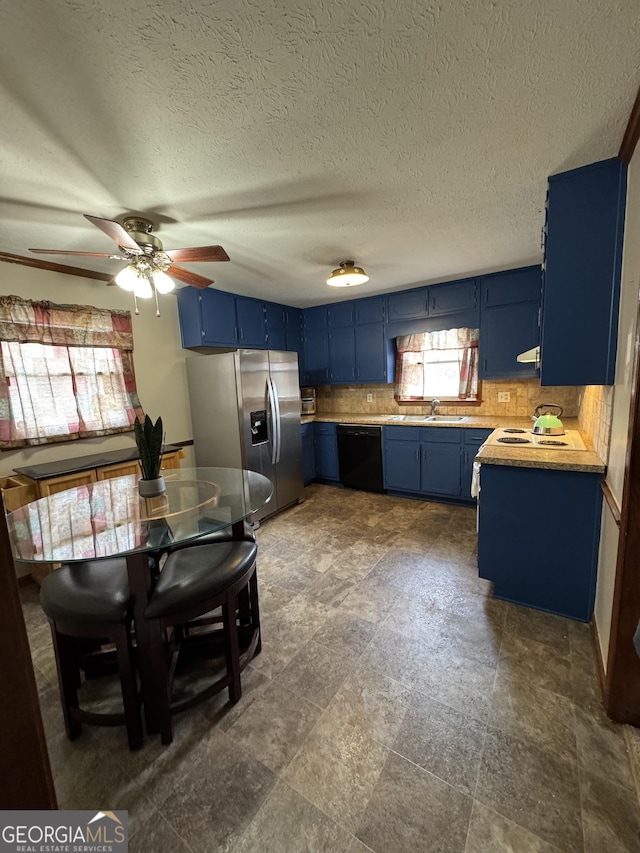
[167,264,213,289]
[0,252,113,282]
[29,248,126,259]
[165,245,230,263]
[83,214,142,253]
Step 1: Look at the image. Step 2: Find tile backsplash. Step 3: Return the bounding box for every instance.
[315,379,579,419]
[578,385,613,461]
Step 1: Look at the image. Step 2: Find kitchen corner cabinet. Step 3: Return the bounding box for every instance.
[479,267,541,380]
[541,158,627,386]
[313,422,339,482]
[478,464,602,620]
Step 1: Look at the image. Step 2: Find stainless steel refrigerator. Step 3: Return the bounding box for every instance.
[185,349,303,522]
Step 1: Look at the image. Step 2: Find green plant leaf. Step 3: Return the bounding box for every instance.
[135,414,163,479]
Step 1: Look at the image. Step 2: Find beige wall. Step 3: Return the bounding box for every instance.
[317,377,579,419]
[0,264,196,478]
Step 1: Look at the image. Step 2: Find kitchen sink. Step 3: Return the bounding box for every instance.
[387,415,429,422]
[387,415,468,423]
[424,415,468,422]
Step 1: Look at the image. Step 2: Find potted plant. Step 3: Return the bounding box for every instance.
[134,414,166,497]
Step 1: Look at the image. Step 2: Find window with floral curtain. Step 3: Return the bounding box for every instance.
[394,327,480,402]
[0,295,143,448]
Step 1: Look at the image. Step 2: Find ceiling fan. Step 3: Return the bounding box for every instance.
[0,214,230,316]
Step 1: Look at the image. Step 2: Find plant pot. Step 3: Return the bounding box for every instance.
[138,475,166,498]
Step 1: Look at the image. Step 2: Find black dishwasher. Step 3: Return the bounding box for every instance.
[336,425,384,492]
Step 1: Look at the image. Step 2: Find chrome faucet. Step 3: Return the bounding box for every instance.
[431,399,440,416]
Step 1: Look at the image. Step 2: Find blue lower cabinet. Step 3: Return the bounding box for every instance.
[461,429,493,498]
[301,423,315,484]
[421,443,461,496]
[314,423,339,481]
[384,439,422,492]
[384,426,487,501]
[478,464,603,620]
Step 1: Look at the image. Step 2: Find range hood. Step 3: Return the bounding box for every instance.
[516,345,540,364]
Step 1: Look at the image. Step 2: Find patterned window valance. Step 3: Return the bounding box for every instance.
[0,295,134,350]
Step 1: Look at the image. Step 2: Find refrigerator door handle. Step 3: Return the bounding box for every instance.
[270,375,282,463]
[266,376,279,465]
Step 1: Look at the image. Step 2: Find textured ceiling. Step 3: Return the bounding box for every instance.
[0,0,638,307]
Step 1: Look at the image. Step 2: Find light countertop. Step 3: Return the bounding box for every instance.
[302,412,605,474]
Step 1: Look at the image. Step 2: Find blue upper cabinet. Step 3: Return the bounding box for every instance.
[541,158,627,386]
[305,327,330,384]
[284,307,302,330]
[479,267,541,379]
[387,288,430,321]
[329,327,356,381]
[327,301,354,327]
[429,280,477,316]
[305,306,328,331]
[235,296,267,348]
[201,288,238,346]
[355,324,387,381]
[264,301,286,350]
[176,287,204,348]
[354,296,385,324]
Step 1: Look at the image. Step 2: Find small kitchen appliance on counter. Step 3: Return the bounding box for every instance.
[531,404,565,435]
[301,387,316,415]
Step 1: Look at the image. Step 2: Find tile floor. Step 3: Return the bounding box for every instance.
[22,484,640,852]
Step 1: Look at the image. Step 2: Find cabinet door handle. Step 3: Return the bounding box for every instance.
[416,449,420,461]
[483,358,487,371]
[239,327,244,340]
[540,226,545,250]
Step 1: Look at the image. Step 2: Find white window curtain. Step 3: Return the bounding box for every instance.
[394,327,479,401]
[0,295,143,448]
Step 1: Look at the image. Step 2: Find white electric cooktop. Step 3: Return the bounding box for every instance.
[485,428,587,451]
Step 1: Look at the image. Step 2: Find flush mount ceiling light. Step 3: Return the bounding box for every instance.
[326,260,369,287]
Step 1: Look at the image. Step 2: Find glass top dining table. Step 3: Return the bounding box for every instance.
[7,467,274,744]
[7,466,274,564]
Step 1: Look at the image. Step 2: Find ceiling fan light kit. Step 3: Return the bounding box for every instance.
[326,260,369,287]
[3,213,230,317]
